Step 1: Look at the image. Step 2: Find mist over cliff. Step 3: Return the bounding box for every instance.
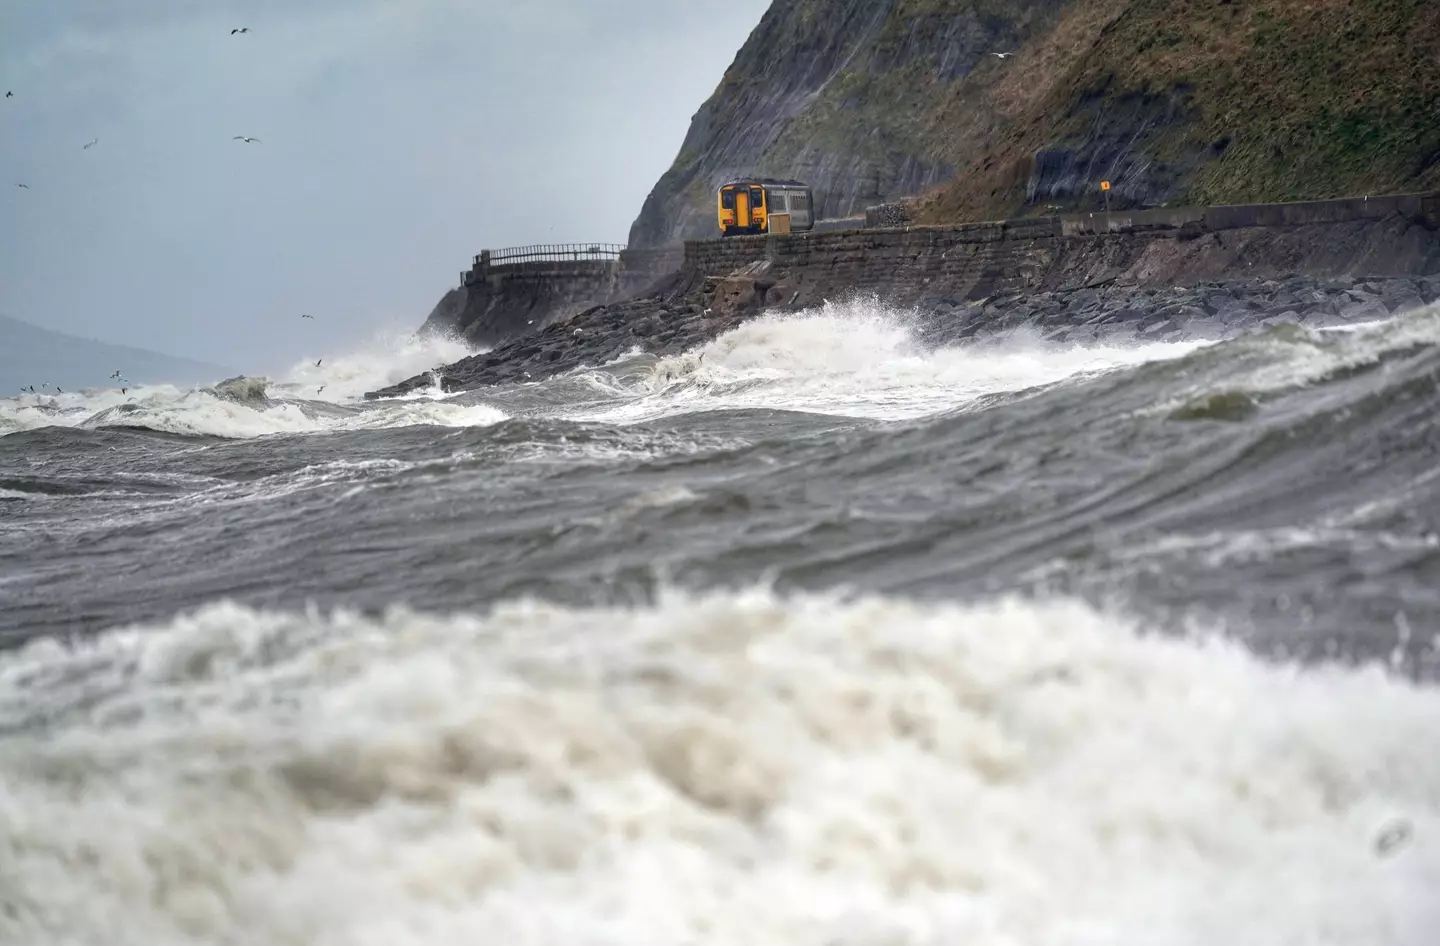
[629,0,1440,247]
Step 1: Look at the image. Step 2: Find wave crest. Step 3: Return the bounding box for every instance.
[0,332,496,440]
[563,299,1206,424]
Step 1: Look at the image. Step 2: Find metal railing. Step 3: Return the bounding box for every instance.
[476,243,626,267]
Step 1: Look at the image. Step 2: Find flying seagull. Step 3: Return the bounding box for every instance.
[992,52,1013,59]
[5,91,12,99]
[110,370,122,379]
[83,138,98,149]
[317,385,326,394]
[15,183,27,189]
[232,136,261,143]
[301,313,314,319]
[231,28,250,34]
[314,359,323,367]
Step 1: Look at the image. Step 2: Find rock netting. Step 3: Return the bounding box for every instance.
[865,202,914,228]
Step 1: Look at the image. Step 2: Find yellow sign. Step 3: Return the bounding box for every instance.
[1101,180,1111,191]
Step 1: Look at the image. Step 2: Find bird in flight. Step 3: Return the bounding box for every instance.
[83,138,99,149]
[110,370,122,379]
[317,385,326,394]
[314,359,323,367]
[991,52,1013,59]
[232,136,261,144]
[15,183,27,189]
[5,91,12,99]
[231,28,250,35]
[301,313,314,319]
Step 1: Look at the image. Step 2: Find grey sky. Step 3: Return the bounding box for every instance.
[0,0,768,373]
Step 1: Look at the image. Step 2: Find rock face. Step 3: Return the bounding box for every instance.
[627,0,1072,247]
[629,0,1440,243]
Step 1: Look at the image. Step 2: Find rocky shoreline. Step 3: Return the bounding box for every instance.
[366,273,1440,399]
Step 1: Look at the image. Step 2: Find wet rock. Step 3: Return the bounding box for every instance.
[209,376,270,404]
[1340,298,1391,321]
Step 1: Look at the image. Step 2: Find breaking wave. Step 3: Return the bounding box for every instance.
[0,332,491,440]
[550,298,1440,429]
[275,329,474,402]
[563,300,1211,423]
[1,589,1436,946]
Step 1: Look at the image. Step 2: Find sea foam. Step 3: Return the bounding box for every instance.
[1,589,1436,946]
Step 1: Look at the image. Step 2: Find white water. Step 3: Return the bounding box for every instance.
[0,332,497,439]
[1152,303,1440,415]
[569,300,1209,424]
[275,330,473,402]
[0,590,1436,946]
[10,302,1431,441]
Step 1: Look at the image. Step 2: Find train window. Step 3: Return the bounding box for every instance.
[771,192,788,211]
[750,187,764,207]
[791,192,811,212]
[720,189,736,210]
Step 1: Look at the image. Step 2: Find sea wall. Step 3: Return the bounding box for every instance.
[682,192,1440,308]
[421,246,685,346]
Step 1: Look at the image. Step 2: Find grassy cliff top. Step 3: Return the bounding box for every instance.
[917,0,1440,222]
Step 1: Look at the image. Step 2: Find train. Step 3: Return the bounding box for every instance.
[717,178,815,236]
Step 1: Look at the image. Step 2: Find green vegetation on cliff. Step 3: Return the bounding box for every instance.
[920,0,1440,222]
[630,0,1439,245]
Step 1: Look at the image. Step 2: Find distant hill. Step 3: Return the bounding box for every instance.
[0,314,233,392]
[629,0,1440,245]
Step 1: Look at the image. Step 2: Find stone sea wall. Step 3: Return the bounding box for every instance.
[683,192,1440,309]
[420,247,684,347]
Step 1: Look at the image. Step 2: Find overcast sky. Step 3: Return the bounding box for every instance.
[0,0,768,373]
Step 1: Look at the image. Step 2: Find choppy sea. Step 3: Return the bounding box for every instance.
[2,300,1439,945]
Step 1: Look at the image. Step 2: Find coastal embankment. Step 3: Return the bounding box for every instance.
[420,245,683,348]
[368,192,1440,399]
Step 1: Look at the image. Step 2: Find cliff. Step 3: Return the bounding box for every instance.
[628,0,1074,247]
[630,0,1440,245]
